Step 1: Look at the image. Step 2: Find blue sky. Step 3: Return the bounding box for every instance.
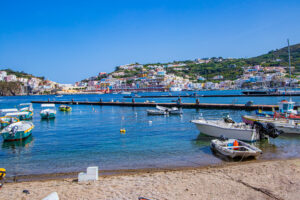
[0,0,300,83]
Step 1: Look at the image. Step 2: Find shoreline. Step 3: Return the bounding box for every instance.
[2,158,300,200]
[4,157,294,183]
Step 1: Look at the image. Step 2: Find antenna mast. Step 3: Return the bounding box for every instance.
[287,39,292,86]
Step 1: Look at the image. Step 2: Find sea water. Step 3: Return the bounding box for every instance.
[1,90,300,176]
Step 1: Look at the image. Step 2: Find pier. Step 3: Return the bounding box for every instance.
[31,100,287,111]
[124,93,300,98]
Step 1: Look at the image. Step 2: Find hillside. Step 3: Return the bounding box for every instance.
[246,43,300,70]
[108,42,300,82]
[2,68,45,80]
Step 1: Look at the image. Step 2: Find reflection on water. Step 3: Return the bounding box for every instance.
[2,135,34,154]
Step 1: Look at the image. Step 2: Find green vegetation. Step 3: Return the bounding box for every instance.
[246,43,300,70]
[2,68,45,80]
[110,43,300,81]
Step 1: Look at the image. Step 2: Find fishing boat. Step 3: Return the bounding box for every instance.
[191,116,260,142]
[40,104,56,119]
[59,105,72,112]
[18,103,33,112]
[242,115,300,134]
[5,111,33,120]
[0,121,34,141]
[210,138,262,158]
[0,116,19,129]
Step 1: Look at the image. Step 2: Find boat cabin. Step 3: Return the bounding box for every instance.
[18,103,33,112]
[41,104,56,108]
[278,99,296,114]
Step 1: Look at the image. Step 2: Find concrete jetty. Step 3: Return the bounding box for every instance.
[31,100,285,111]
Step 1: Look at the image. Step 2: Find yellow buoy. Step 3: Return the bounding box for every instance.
[120,129,126,134]
[0,168,6,178]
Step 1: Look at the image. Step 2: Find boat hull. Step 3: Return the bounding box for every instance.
[192,120,259,142]
[211,139,262,158]
[40,112,56,119]
[1,125,34,141]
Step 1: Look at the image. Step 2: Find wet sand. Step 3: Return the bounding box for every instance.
[1,158,300,200]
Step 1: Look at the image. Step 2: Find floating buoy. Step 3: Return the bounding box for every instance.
[149,120,152,124]
[120,129,126,133]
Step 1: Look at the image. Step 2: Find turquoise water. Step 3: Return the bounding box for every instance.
[1,90,300,177]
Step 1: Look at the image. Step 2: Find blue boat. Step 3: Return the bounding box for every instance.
[0,121,34,141]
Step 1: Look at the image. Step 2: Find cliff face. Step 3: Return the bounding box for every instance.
[0,82,23,96]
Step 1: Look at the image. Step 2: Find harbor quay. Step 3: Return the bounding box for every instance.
[31,100,281,111]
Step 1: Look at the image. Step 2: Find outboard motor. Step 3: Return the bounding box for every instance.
[265,123,283,138]
[253,121,282,139]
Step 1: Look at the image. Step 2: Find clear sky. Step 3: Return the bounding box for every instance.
[0,0,300,83]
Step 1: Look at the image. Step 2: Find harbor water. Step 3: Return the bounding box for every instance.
[1,90,300,177]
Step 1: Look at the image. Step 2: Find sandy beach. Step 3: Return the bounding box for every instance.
[1,159,299,200]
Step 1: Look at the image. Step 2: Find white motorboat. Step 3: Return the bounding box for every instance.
[191,116,260,142]
[156,105,182,115]
[147,109,168,115]
[211,139,262,158]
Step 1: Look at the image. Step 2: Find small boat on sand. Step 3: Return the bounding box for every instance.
[59,105,72,112]
[40,104,56,119]
[1,121,34,141]
[210,138,262,158]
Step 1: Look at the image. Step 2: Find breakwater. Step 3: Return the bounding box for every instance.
[31,100,282,111]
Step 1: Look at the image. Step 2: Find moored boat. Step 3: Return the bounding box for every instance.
[18,103,33,112]
[1,121,34,141]
[5,111,33,120]
[0,116,19,129]
[40,104,56,119]
[191,117,260,142]
[147,109,168,115]
[242,115,300,134]
[156,105,182,115]
[59,105,72,112]
[0,108,18,117]
[210,138,262,158]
